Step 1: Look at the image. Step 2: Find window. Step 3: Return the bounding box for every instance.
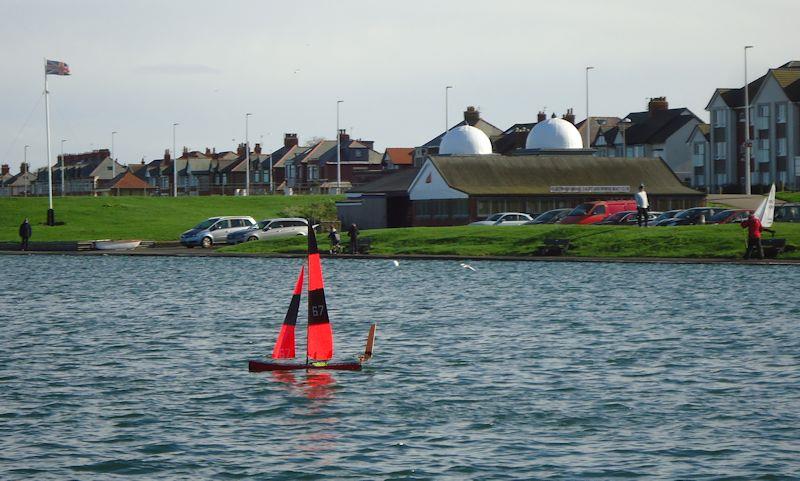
[693,142,705,155]
[714,142,726,159]
[776,104,787,123]
[254,171,261,182]
[593,205,606,215]
[758,138,770,150]
[777,138,787,156]
[222,174,227,185]
[354,150,363,158]
[758,104,770,117]
[713,110,727,127]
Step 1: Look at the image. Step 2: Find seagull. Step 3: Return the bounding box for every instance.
[460,263,476,271]
[392,260,400,267]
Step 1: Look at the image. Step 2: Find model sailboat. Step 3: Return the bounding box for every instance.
[753,183,776,228]
[249,224,376,372]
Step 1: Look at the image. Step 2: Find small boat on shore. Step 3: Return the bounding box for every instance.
[249,223,375,372]
[93,239,142,250]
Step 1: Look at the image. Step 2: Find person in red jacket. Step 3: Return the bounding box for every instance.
[740,214,774,259]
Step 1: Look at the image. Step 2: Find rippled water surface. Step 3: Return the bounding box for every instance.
[1,255,799,480]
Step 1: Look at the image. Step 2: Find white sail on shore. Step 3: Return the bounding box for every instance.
[753,183,776,228]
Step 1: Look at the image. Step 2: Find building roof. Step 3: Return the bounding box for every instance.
[422,118,504,148]
[622,108,699,145]
[686,123,711,143]
[106,170,151,190]
[384,147,414,166]
[350,168,419,194]
[425,154,702,196]
[711,61,800,109]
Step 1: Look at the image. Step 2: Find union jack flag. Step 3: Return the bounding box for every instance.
[45,59,70,76]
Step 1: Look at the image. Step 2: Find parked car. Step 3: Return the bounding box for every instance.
[560,200,638,224]
[647,209,681,227]
[657,207,727,226]
[524,208,572,225]
[227,218,309,244]
[595,210,637,225]
[707,209,751,224]
[469,212,534,226]
[775,203,800,222]
[180,216,257,248]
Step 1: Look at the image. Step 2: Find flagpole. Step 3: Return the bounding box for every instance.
[44,58,55,226]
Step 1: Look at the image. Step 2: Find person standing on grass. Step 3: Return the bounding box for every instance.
[741,213,774,259]
[347,223,359,254]
[328,227,341,254]
[19,218,32,251]
[634,184,649,227]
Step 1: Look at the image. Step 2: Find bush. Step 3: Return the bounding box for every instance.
[277,199,338,226]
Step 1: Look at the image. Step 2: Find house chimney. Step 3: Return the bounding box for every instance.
[464,106,480,126]
[284,133,299,149]
[1,164,9,176]
[182,146,189,155]
[164,149,171,161]
[237,143,246,156]
[338,129,350,143]
[562,108,576,124]
[537,111,547,122]
[551,112,557,118]
[648,96,668,115]
[254,143,262,155]
[205,147,212,156]
[20,162,29,174]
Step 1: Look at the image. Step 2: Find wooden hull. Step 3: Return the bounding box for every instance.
[248,360,362,372]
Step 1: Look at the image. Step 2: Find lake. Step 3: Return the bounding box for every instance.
[1,255,799,480]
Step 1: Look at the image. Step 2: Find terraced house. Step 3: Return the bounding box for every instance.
[705,60,800,193]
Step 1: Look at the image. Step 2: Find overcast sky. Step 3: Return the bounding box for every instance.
[1,0,798,171]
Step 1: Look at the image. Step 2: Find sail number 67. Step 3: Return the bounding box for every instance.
[311,304,326,317]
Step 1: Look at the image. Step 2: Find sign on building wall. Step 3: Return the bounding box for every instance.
[549,185,631,194]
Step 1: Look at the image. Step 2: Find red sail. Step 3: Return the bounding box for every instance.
[306,225,334,361]
[272,266,304,359]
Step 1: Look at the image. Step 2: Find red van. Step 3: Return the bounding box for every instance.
[560,200,638,224]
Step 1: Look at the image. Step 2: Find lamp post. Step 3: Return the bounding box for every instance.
[111,131,117,179]
[245,113,252,195]
[445,85,453,133]
[619,117,632,158]
[23,145,30,197]
[744,45,754,195]
[585,66,594,148]
[172,123,179,197]
[336,100,343,194]
[60,139,67,196]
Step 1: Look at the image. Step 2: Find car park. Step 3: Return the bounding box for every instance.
[180,216,257,248]
[656,207,727,226]
[469,212,534,226]
[707,209,751,224]
[647,210,681,226]
[595,210,637,225]
[227,218,309,244]
[774,203,800,222]
[524,208,572,225]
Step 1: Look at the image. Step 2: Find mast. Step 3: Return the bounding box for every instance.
[44,58,54,225]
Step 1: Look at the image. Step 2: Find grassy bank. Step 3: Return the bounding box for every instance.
[0,195,340,241]
[221,224,800,259]
[777,192,800,203]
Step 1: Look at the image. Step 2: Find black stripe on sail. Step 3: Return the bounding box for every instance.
[283,294,301,326]
[308,288,330,325]
[308,222,318,254]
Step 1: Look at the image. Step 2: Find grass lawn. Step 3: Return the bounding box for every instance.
[0,195,340,242]
[777,192,800,203]
[221,223,800,259]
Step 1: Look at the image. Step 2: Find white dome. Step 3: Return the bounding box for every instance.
[439,125,493,155]
[526,118,583,150]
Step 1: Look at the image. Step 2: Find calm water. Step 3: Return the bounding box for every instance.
[1,255,799,480]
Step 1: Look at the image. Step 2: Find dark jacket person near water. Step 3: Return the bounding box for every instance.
[741,214,774,259]
[19,218,32,251]
[347,223,359,254]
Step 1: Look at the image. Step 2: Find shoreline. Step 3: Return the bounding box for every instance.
[2,247,798,266]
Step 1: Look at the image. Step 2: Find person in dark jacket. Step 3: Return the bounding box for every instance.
[327,227,341,254]
[19,218,32,251]
[347,223,359,254]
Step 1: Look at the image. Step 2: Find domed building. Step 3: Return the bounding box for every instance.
[439,125,493,155]
[525,118,584,150]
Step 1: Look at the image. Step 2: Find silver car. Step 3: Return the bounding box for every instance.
[469,212,534,226]
[226,218,309,244]
[180,216,257,248]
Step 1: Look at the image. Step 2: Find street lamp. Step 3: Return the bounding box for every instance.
[445,85,453,133]
[619,117,632,158]
[336,100,343,194]
[744,45,754,195]
[172,123,179,197]
[23,145,30,197]
[245,113,252,195]
[60,139,67,196]
[111,131,117,178]
[585,66,594,148]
